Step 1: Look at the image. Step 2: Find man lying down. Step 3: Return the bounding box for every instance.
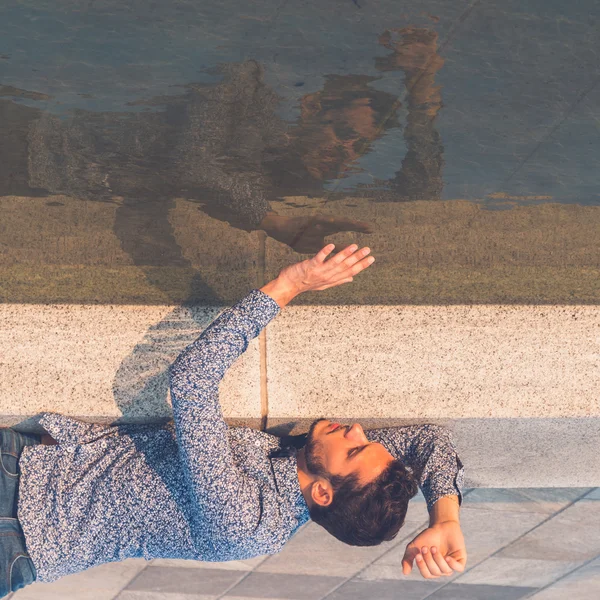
[2,243,467,596]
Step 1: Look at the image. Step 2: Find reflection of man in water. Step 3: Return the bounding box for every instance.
[269,74,402,192]
[9,26,444,265]
[17,60,372,260]
[262,25,446,247]
[378,26,445,200]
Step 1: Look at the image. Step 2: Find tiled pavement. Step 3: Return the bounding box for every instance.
[10,488,599,600]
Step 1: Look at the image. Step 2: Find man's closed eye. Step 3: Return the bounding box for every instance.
[348,446,367,459]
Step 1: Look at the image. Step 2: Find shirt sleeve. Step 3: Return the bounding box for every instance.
[168,288,280,542]
[36,412,118,445]
[366,425,465,512]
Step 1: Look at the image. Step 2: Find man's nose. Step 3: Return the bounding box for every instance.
[347,423,364,439]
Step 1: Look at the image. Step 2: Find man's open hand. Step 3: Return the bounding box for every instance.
[277,243,375,294]
[402,521,467,579]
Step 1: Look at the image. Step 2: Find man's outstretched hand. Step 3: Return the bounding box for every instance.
[402,520,467,579]
[260,243,375,308]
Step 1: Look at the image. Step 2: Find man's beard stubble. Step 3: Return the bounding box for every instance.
[304,418,329,478]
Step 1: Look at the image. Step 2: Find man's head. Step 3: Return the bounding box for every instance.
[297,418,418,546]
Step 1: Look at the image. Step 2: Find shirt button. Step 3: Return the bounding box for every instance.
[141,435,148,442]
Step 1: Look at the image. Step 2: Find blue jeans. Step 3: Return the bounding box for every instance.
[0,428,41,597]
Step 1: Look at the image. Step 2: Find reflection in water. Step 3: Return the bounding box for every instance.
[1,13,598,306]
[269,26,446,204]
[270,73,402,192]
[1,27,445,270]
[379,27,445,201]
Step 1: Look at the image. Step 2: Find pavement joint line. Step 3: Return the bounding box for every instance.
[419,488,595,600]
[257,229,269,431]
[503,76,600,186]
[211,539,272,599]
[212,568,255,600]
[318,518,430,599]
[582,488,600,499]
[522,551,600,599]
[259,316,269,432]
[213,554,273,600]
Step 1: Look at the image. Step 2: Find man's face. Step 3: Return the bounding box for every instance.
[304,418,394,485]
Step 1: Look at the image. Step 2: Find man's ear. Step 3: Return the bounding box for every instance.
[311,479,333,507]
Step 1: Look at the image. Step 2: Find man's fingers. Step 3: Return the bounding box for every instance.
[330,244,371,270]
[421,547,442,577]
[401,546,418,575]
[314,244,336,263]
[321,243,357,266]
[445,556,467,573]
[347,252,374,276]
[430,547,454,576]
[415,553,435,579]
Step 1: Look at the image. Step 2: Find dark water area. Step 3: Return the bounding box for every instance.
[0,1,599,304]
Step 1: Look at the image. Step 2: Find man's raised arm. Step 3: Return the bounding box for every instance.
[168,287,282,543]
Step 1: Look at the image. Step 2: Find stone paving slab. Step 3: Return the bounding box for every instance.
[446,418,600,488]
[118,593,215,600]
[426,583,537,599]
[265,304,600,420]
[326,579,441,600]
[125,566,244,596]
[151,557,268,572]
[0,303,263,425]
[256,497,429,577]
[457,557,581,588]
[255,522,397,578]
[585,488,600,500]
[498,499,600,562]
[223,597,293,600]
[224,573,345,599]
[4,302,599,425]
[462,488,592,514]
[359,505,548,582]
[529,557,600,600]
[11,558,146,600]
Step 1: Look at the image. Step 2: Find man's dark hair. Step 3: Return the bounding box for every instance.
[309,459,419,546]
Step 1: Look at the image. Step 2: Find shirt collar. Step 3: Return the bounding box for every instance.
[270,448,310,526]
